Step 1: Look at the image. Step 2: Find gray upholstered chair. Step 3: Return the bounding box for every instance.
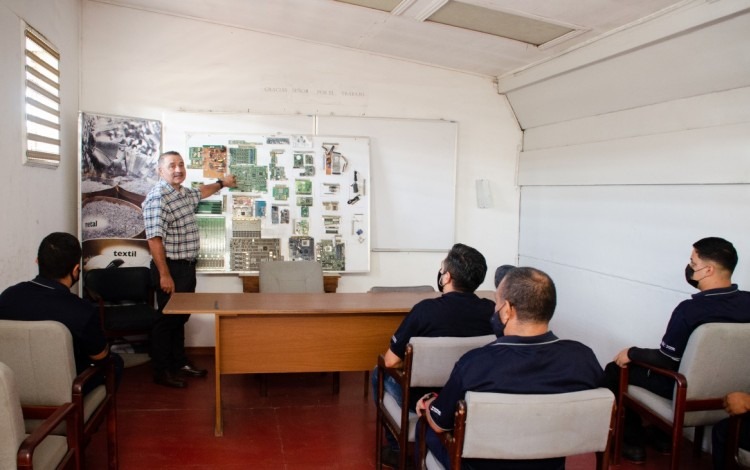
[0,361,77,470]
[258,260,324,293]
[375,335,496,470]
[418,388,616,470]
[368,285,435,293]
[258,261,325,395]
[0,320,118,470]
[615,322,750,470]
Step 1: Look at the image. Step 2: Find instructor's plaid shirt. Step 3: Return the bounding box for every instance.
[142,179,201,260]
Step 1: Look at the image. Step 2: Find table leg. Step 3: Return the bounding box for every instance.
[214,316,223,437]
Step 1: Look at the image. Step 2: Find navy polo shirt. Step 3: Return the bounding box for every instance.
[390,291,495,359]
[427,331,603,470]
[660,284,750,361]
[0,276,108,374]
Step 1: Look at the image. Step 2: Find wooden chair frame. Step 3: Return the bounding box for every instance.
[18,402,78,470]
[614,360,723,470]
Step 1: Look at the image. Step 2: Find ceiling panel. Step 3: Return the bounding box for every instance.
[93,0,690,77]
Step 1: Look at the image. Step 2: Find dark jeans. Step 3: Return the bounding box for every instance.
[150,260,195,374]
[603,361,675,444]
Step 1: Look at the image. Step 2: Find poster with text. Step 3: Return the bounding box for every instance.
[79,112,162,271]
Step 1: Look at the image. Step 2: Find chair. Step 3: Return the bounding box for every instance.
[368,286,435,293]
[0,361,77,470]
[365,285,436,397]
[0,320,118,470]
[375,335,496,470]
[258,260,324,293]
[83,267,159,346]
[258,261,326,395]
[418,388,616,470]
[615,322,750,470]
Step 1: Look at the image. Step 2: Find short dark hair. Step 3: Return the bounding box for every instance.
[494,264,515,288]
[499,267,556,323]
[443,243,487,292]
[158,151,182,165]
[693,237,738,273]
[37,232,81,280]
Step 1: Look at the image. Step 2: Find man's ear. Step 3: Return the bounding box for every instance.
[442,270,452,286]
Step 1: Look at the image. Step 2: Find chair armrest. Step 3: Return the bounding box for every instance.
[18,402,77,469]
[627,359,688,388]
[377,354,407,385]
[621,360,725,412]
[72,361,107,396]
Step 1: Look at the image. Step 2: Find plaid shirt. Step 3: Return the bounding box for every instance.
[142,179,202,260]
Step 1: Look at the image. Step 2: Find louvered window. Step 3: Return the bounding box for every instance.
[24,25,60,167]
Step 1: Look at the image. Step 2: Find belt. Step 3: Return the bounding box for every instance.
[166,258,197,265]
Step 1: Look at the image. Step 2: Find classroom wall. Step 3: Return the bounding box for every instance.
[79,0,521,346]
[0,0,80,287]
[498,0,750,367]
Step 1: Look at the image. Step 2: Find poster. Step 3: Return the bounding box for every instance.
[79,112,162,271]
[184,134,370,273]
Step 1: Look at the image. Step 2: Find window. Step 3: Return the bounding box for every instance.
[24,25,60,167]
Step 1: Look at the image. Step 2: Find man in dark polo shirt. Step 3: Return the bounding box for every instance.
[375,243,496,465]
[605,236,750,463]
[417,267,603,470]
[0,232,123,392]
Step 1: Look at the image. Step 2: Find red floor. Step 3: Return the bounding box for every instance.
[84,354,715,469]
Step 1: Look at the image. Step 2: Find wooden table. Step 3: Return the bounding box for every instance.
[163,291,446,436]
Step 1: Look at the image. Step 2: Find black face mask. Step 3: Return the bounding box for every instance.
[684,264,700,288]
[436,270,445,293]
[490,311,505,337]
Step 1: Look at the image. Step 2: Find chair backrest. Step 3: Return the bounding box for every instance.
[0,361,26,469]
[84,266,152,304]
[679,323,750,400]
[369,285,435,293]
[461,388,615,460]
[0,320,76,406]
[259,261,324,293]
[408,335,496,387]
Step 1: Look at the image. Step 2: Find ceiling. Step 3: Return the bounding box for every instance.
[96,0,692,78]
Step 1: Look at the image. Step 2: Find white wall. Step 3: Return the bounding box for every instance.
[499,0,750,368]
[80,0,522,346]
[0,0,80,287]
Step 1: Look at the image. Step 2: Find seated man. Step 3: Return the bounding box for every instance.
[417,267,604,470]
[712,391,750,469]
[375,243,496,465]
[605,236,750,463]
[0,232,123,392]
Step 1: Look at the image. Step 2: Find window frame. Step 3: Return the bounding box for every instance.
[23,24,61,168]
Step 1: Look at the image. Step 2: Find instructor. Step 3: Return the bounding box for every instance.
[143,150,236,388]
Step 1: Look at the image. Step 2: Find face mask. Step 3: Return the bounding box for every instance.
[490,311,505,337]
[685,264,707,288]
[436,270,445,293]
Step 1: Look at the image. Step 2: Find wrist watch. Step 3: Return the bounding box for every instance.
[216,179,224,188]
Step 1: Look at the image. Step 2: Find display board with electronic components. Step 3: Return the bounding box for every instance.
[184,134,370,273]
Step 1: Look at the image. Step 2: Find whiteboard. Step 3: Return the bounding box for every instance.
[317,117,457,251]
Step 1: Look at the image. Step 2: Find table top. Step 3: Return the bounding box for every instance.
[163,291,495,315]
